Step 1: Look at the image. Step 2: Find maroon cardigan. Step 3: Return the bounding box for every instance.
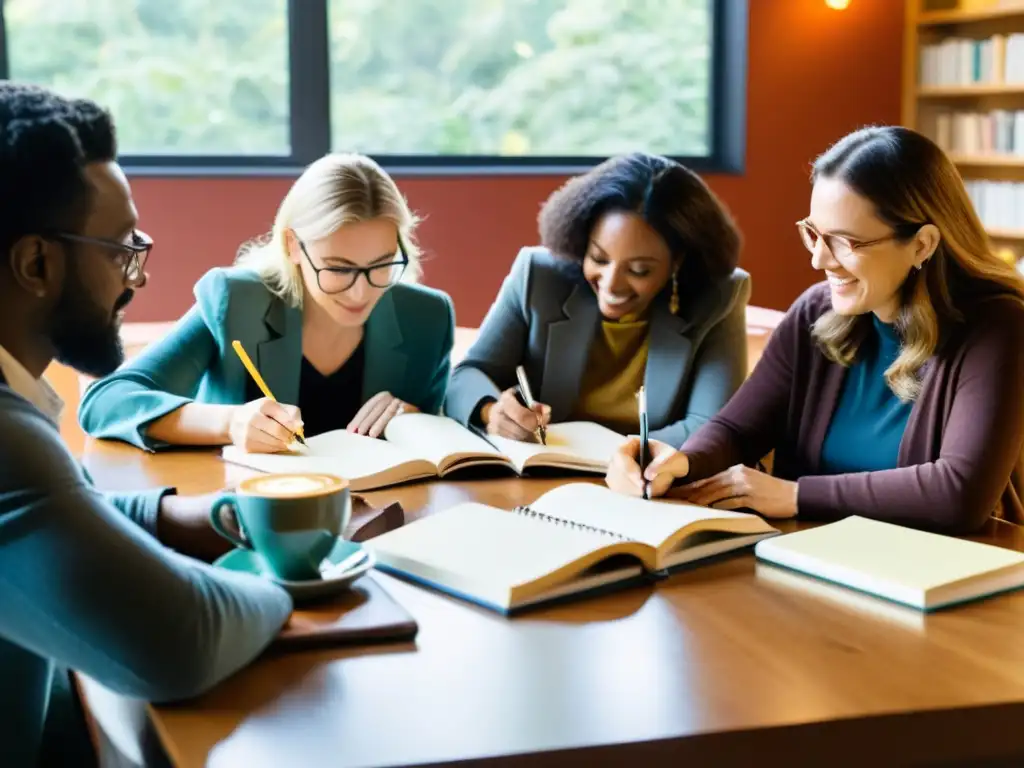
[680,282,1024,533]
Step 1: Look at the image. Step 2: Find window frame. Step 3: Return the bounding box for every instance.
[0,0,747,176]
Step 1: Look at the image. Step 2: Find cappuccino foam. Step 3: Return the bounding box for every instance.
[241,473,344,498]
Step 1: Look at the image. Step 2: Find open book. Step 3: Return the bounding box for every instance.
[364,483,780,613]
[221,413,627,491]
[754,516,1024,611]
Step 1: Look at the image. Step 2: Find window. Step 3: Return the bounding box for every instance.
[0,0,747,173]
[3,0,290,157]
[329,0,713,158]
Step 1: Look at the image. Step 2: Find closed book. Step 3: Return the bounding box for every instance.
[754,516,1024,611]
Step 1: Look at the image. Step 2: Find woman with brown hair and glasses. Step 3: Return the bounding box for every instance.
[607,125,1024,534]
[79,152,455,452]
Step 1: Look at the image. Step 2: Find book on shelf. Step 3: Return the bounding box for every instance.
[754,516,1024,611]
[364,482,780,613]
[221,412,628,491]
[919,33,1024,87]
[934,109,1024,157]
[963,177,1024,232]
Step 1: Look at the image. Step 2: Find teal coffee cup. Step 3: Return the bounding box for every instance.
[211,473,351,582]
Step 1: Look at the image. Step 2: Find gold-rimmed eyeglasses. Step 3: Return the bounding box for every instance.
[796,219,917,260]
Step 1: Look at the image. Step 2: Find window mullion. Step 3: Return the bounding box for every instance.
[0,2,9,80]
[288,0,331,167]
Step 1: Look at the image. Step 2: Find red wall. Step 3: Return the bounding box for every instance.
[127,0,904,325]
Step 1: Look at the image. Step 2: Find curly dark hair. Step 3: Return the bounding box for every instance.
[0,82,117,261]
[538,152,741,301]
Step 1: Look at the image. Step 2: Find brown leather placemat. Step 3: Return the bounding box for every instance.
[273,573,418,650]
[346,501,405,543]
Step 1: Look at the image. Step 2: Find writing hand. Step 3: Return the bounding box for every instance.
[228,398,303,453]
[481,388,551,442]
[606,436,689,498]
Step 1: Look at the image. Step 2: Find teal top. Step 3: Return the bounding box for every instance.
[819,315,913,474]
[0,382,292,767]
[78,267,456,450]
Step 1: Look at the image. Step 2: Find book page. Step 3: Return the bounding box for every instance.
[383,413,507,468]
[487,421,627,472]
[530,483,774,550]
[221,429,435,490]
[366,503,639,606]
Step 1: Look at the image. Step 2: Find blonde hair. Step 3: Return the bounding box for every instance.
[236,152,422,307]
[810,126,1024,401]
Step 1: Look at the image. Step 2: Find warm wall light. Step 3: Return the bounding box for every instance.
[825,0,850,8]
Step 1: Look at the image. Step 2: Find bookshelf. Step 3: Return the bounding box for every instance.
[904,0,1024,261]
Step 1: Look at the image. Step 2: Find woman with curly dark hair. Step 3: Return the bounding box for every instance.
[445,152,750,444]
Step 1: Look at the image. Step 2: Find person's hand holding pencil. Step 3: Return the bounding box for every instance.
[228,340,306,453]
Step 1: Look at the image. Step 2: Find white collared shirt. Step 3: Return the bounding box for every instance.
[0,345,65,424]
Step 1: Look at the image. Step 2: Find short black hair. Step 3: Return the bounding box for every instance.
[538,152,741,299]
[0,82,117,259]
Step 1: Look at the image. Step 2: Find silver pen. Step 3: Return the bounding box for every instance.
[515,365,546,445]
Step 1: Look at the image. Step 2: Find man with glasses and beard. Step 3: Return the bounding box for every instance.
[0,83,292,766]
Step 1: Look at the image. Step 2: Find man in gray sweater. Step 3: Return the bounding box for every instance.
[0,83,293,766]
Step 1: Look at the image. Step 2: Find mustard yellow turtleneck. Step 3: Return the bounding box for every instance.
[569,310,651,434]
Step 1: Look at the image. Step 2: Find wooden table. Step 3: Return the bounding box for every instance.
[82,439,1024,767]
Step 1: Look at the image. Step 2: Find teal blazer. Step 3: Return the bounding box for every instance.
[79,266,455,450]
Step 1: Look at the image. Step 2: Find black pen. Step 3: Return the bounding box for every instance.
[638,386,649,500]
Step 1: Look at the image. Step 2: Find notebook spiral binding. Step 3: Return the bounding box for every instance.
[512,505,630,542]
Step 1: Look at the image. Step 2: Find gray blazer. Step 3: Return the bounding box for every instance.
[445,247,751,445]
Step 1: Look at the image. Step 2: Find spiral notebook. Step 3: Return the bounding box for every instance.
[364,483,780,613]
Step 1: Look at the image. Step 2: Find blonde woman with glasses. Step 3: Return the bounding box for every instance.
[607,126,1024,534]
[79,153,455,452]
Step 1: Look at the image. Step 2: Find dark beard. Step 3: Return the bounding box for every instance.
[49,259,134,378]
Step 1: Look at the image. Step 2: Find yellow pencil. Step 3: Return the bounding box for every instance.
[231,339,306,445]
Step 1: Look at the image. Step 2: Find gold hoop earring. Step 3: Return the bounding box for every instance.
[669,271,680,315]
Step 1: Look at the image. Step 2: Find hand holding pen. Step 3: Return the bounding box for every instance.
[479,371,551,443]
[481,389,551,443]
[229,340,307,453]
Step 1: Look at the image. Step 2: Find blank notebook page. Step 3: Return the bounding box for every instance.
[755,516,1024,591]
[488,422,626,467]
[367,503,620,588]
[533,483,767,548]
[382,413,501,465]
[223,429,414,475]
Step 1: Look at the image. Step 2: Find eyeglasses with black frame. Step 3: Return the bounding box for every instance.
[296,234,409,294]
[47,229,154,287]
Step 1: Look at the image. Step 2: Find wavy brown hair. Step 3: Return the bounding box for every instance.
[538,152,741,309]
[810,126,1024,401]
